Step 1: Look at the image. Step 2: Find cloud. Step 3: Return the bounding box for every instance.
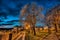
[0,20,3,22]
[0,15,20,28]
[0,0,60,28]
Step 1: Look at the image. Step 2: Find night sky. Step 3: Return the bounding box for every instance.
[0,0,60,28]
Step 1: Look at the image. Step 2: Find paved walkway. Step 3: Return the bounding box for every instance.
[43,33,59,40]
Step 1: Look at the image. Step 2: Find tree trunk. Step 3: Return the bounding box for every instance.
[48,27,51,34]
[55,24,57,32]
[33,24,36,35]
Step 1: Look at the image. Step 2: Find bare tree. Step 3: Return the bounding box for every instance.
[20,3,44,35]
[45,6,60,32]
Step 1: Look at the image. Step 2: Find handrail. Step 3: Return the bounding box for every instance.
[12,32,23,40]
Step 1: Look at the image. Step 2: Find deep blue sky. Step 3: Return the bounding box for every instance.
[0,0,60,28]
